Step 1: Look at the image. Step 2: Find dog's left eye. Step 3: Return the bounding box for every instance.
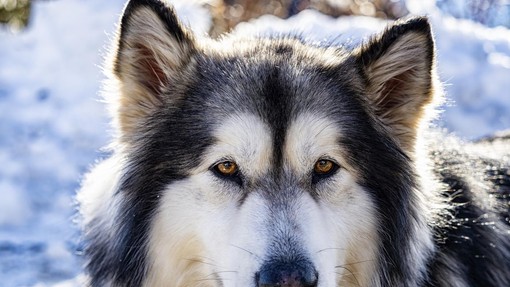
[312,159,339,183]
[215,161,238,176]
[314,160,335,174]
[212,161,243,186]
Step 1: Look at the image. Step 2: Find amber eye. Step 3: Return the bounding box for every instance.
[312,159,339,184]
[215,161,238,176]
[314,159,335,174]
[212,161,242,186]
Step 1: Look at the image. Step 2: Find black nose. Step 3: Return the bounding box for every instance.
[256,260,318,287]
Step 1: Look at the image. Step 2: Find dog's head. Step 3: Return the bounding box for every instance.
[81,0,439,286]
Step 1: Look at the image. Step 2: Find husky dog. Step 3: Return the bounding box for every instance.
[78,0,510,286]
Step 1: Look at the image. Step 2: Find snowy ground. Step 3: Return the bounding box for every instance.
[0,0,509,286]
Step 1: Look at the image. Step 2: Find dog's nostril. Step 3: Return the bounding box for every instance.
[256,261,318,287]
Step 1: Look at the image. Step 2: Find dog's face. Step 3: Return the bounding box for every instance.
[81,0,439,286]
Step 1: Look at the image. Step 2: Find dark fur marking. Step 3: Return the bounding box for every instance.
[338,105,422,285]
[423,144,510,286]
[274,43,294,55]
[86,103,215,286]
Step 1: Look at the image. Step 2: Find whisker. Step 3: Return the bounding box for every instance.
[335,266,361,287]
[229,243,261,260]
[194,271,230,286]
[184,257,218,268]
[213,270,238,274]
[335,271,359,285]
[316,247,346,254]
[202,270,237,281]
[335,259,374,267]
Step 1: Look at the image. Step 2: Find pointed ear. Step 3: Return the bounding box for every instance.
[110,0,195,137]
[354,17,438,151]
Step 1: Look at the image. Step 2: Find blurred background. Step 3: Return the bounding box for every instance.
[1,0,509,286]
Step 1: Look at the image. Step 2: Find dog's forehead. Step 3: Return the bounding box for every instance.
[195,40,357,121]
[196,38,354,103]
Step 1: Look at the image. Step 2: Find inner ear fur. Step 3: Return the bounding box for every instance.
[354,17,438,152]
[109,0,196,139]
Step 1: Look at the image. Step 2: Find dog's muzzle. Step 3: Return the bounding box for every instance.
[256,259,318,287]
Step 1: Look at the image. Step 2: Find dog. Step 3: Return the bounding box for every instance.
[78,0,510,286]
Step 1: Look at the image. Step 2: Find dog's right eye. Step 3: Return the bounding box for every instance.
[314,160,335,174]
[312,159,339,184]
[215,161,238,176]
[212,161,243,186]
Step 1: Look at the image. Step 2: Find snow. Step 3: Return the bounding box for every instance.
[0,0,509,286]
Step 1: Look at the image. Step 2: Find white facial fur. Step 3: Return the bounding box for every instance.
[284,113,380,286]
[146,112,380,286]
[145,113,273,286]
